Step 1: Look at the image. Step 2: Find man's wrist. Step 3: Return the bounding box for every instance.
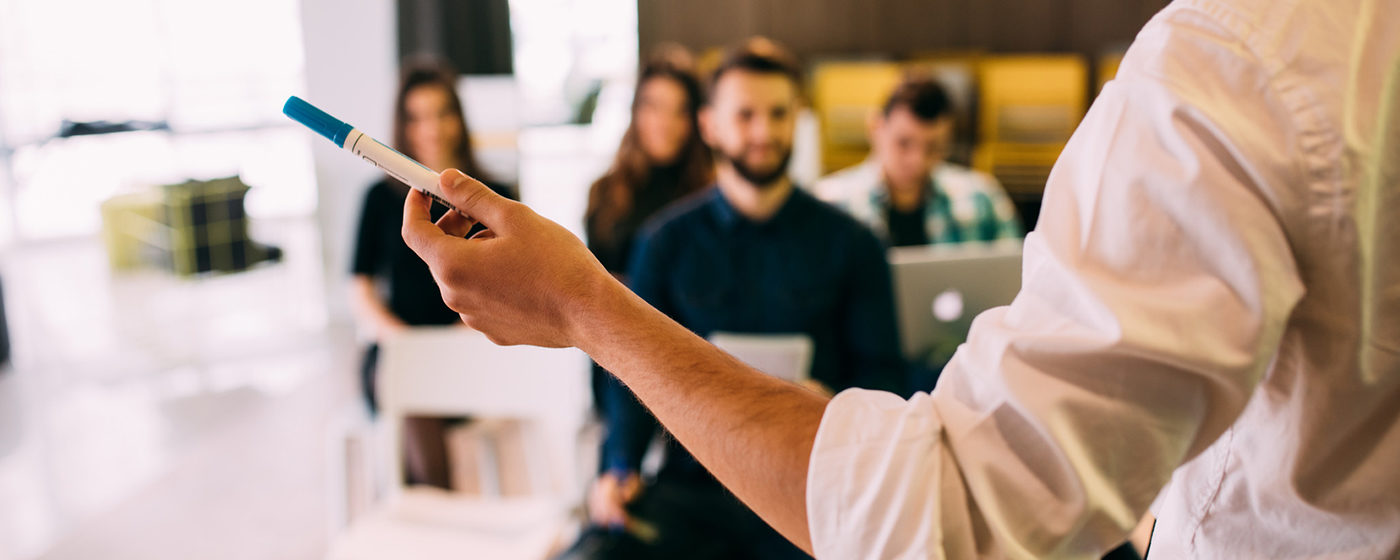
[567,273,641,354]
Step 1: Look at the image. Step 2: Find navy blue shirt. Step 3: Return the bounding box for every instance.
[603,186,905,483]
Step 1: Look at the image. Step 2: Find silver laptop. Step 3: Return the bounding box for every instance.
[889,240,1023,366]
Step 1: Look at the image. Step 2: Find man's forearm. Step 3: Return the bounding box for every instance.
[398,173,829,550]
[573,280,829,552]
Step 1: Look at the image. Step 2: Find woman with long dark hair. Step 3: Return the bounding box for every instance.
[562,47,713,558]
[584,48,713,279]
[349,60,513,489]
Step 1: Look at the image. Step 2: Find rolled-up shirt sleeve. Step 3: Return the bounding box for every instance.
[808,389,975,558]
[806,10,1307,558]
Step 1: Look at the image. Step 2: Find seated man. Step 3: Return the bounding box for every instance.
[815,76,1023,247]
[584,39,905,560]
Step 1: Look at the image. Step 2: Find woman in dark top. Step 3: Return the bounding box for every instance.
[578,47,713,537]
[350,60,513,489]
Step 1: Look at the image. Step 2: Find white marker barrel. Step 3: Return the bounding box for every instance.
[342,129,455,210]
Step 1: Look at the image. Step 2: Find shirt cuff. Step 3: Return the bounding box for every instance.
[806,388,951,559]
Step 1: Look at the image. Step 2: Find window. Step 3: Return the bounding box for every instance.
[0,0,315,241]
[508,0,638,125]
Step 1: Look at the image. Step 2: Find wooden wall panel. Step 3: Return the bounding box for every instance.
[965,0,1069,53]
[637,0,1169,61]
[1065,0,1165,52]
[638,0,762,55]
[868,0,970,53]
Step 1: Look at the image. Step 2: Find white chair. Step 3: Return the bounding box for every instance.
[328,326,593,560]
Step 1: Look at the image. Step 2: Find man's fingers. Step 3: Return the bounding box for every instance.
[439,169,514,232]
[402,188,453,259]
[435,209,478,238]
[469,228,497,241]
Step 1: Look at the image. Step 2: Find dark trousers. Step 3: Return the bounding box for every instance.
[359,344,382,416]
[1103,542,1143,560]
[360,343,457,490]
[551,473,1146,560]
[556,477,810,560]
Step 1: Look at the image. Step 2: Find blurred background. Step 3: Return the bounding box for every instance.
[0,1,1164,558]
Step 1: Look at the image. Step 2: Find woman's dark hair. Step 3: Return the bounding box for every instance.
[391,59,494,183]
[585,48,713,247]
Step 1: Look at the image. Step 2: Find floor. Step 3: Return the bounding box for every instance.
[0,219,362,560]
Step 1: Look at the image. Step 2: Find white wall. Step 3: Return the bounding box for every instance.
[299,0,398,322]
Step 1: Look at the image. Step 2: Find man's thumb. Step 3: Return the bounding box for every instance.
[439,168,511,229]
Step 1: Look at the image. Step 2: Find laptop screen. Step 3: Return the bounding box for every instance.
[889,241,1023,367]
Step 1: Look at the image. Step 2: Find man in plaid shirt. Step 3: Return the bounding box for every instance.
[815,77,1022,247]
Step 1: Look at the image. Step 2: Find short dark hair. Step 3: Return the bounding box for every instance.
[882,76,953,122]
[707,37,803,100]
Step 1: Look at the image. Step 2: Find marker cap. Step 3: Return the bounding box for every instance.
[283,96,354,146]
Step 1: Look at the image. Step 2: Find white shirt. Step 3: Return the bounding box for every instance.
[805,0,1400,558]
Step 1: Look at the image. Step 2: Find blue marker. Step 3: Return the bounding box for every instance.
[283,96,456,210]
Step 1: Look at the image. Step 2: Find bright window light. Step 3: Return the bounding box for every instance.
[0,0,313,241]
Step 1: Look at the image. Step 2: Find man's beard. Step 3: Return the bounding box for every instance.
[717,146,793,189]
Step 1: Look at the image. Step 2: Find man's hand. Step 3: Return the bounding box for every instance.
[402,168,823,553]
[401,169,616,348]
[588,471,641,528]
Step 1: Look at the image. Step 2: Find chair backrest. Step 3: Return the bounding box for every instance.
[707,332,815,382]
[377,327,591,501]
[810,60,904,173]
[972,54,1088,198]
[976,54,1087,145]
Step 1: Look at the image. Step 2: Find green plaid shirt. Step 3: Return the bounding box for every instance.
[814,160,1023,245]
